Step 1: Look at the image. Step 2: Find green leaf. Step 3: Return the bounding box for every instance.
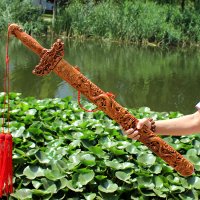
[105,159,134,170]
[65,180,83,192]
[137,177,155,189]
[149,164,162,174]
[23,166,44,179]
[139,188,156,197]
[12,126,25,138]
[88,146,106,157]
[41,178,57,193]
[57,178,68,190]
[35,151,50,164]
[153,176,163,189]
[11,189,32,199]
[126,144,139,154]
[99,137,117,148]
[80,153,96,166]
[32,189,48,196]
[26,109,37,115]
[98,179,118,193]
[44,168,65,181]
[137,153,156,165]
[78,170,95,185]
[26,148,39,156]
[32,180,42,189]
[115,171,131,183]
[153,189,167,198]
[83,193,96,200]
[187,176,200,189]
[170,185,185,192]
[110,147,126,155]
[179,189,199,200]
[138,107,151,113]
[95,175,107,180]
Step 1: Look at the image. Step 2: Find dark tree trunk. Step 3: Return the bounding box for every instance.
[181,0,185,12]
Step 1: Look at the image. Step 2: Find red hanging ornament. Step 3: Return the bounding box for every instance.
[0,133,5,175]
[0,134,13,197]
[0,25,13,198]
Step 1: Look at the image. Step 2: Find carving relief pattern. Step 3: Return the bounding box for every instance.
[9,24,194,177]
[54,61,194,177]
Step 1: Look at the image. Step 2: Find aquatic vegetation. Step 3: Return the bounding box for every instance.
[0,93,199,199]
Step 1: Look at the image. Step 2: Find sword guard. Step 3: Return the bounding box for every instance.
[32,39,64,76]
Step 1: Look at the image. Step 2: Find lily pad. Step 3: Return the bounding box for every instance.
[98,179,118,193]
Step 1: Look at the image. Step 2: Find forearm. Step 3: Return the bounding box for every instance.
[155,111,200,136]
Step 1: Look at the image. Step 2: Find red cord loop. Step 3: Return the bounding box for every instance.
[77,91,99,112]
[77,91,116,113]
[106,92,116,99]
[75,65,116,112]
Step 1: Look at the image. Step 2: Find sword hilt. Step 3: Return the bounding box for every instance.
[8,24,64,76]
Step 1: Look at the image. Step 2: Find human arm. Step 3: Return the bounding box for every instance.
[124,110,200,139]
[154,110,200,136]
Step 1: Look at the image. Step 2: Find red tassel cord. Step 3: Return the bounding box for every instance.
[0,134,5,177]
[0,134,13,197]
[0,25,13,198]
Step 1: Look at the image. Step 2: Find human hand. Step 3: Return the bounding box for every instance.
[122,118,152,140]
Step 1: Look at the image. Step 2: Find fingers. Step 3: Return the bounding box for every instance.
[136,118,151,129]
[121,118,151,141]
[123,128,140,140]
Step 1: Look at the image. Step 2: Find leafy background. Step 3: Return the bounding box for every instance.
[0,93,200,200]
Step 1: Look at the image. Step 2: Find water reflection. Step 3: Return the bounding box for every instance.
[0,37,200,114]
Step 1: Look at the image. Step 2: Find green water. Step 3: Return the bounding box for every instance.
[0,37,200,114]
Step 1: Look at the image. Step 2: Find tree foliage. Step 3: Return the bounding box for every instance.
[0,0,47,35]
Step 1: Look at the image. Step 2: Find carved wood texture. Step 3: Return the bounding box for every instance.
[9,24,194,177]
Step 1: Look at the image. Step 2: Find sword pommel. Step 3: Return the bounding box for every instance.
[8,24,45,56]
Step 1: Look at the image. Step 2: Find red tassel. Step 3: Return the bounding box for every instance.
[0,133,5,168]
[0,134,13,197]
[0,133,5,198]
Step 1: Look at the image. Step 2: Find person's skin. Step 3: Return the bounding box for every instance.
[124,110,200,140]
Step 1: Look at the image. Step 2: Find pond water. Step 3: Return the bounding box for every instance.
[0,36,200,115]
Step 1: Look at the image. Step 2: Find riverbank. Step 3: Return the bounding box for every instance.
[2,1,200,47]
[50,1,200,48]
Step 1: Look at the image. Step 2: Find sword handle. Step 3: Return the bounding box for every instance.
[138,128,194,177]
[8,24,45,56]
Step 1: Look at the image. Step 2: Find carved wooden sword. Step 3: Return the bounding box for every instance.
[8,24,194,176]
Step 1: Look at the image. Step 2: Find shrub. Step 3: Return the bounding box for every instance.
[0,0,47,35]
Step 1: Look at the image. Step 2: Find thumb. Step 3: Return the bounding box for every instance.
[136,121,144,129]
[136,118,149,129]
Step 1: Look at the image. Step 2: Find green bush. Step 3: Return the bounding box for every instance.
[0,0,47,35]
[0,93,200,199]
[54,0,200,46]
[2,0,200,46]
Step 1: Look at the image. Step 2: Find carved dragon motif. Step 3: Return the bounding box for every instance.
[8,24,194,176]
